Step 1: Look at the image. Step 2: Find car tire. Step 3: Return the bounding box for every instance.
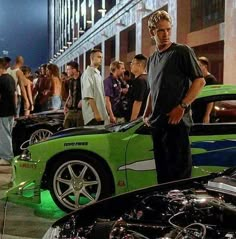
[48,153,112,212]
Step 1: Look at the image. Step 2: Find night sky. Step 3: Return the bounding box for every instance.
[0,0,48,71]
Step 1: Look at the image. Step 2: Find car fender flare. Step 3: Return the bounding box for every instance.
[40,149,115,194]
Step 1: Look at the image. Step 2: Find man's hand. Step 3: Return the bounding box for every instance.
[64,106,68,115]
[24,100,30,111]
[203,114,210,123]
[94,112,102,122]
[110,115,116,124]
[30,104,34,112]
[143,116,151,127]
[167,105,185,124]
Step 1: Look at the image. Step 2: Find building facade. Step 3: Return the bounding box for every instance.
[48,0,236,84]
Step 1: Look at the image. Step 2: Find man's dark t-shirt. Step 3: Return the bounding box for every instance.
[128,74,149,119]
[68,76,82,110]
[192,73,217,123]
[147,43,203,126]
[0,73,16,117]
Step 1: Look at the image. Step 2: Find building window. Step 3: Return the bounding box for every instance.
[106,0,116,13]
[191,0,225,32]
[128,27,136,53]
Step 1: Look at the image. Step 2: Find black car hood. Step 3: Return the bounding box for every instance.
[49,126,110,140]
[44,167,236,239]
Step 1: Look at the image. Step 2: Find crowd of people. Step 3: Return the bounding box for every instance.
[0,10,218,185]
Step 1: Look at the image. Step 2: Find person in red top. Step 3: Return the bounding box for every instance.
[33,64,52,112]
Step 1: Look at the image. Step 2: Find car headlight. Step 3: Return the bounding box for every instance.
[18,149,32,161]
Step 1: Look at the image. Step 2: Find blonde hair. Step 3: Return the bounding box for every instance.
[148,10,172,30]
[110,61,124,73]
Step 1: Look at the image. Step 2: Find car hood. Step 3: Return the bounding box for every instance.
[43,167,236,239]
[49,126,111,140]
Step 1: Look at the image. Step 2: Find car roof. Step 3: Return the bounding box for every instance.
[197,84,236,99]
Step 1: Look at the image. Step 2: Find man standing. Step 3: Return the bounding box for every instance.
[129,54,149,121]
[81,49,108,126]
[143,10,205,184]
[104,60,126,124]
[7,56,31,117]
[64,61,83,128]
[0,58,16,166]
[197,56,218,123]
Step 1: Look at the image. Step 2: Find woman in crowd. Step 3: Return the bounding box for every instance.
[46,63,62,110]
[20,66,34,116]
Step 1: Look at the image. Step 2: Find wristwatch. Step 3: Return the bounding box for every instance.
[180,102,189,110]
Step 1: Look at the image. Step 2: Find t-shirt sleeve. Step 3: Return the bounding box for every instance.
[134,78,147,101]
[104,78,113,97]
[81,72,94,99]
[179,45,203,82]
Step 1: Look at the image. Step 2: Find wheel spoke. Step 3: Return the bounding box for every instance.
[84,180,98,187]
[74,191,82,207]
[79,165,88,178]
[68,164,77,179]
[60,187,73,200]
[56,177,71,185]
[81,188,95,202]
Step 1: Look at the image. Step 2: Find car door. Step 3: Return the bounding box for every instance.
[125,96,236,191]
[124,124,156,191]
[191,97,236,176]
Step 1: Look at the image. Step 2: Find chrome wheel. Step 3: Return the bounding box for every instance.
[29,129,53,144]
[52,160,101,211]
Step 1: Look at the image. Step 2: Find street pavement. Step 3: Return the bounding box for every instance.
[0,166,64,239]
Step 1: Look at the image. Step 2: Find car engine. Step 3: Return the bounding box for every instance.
[51,174,236,239]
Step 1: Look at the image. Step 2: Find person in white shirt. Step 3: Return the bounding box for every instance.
[81,49,109,126]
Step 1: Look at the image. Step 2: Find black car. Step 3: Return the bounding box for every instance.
[12,110,64,155]
[43,167,236,239]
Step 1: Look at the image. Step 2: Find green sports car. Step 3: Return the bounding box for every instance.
[7,85,236,212]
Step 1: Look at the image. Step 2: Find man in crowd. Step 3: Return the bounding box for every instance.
[129,54,149,121]
[7,56,31,117]
[0,58,16,166]
[197,56,218,123]
[81,49,108,126]
[143,10,205,184]
[64,61,83,128]
[104,60,126,124]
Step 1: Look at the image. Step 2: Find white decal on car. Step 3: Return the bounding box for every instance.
[118,159,156,171]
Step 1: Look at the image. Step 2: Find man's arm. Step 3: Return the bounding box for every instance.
[168,77,206,124]
[142,92,152,126]
[26,80,34,111]
[203,102,214,123]
[16,70,30,109]
[130,101,142,121]
[105,96,116,123]
[87,98,102,121]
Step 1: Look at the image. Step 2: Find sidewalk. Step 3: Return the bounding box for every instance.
[0,167,57,239]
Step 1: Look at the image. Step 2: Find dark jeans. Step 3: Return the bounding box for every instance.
[86,119,104,126]
[151,120,192,184]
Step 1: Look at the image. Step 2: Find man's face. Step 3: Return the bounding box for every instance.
[116,63,125,78]
[130,59,140,75]
[149,19,172,48]
[66,65,74,77]
[198,61,207,73]
[91,52,103,67]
